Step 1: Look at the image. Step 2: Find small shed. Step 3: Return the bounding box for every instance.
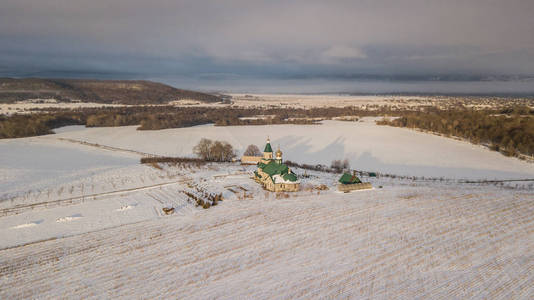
[338,171,372,192]
[338,172,362,184]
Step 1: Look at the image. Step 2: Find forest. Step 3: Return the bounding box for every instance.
[0,105,402,138]
[377,106,534,158]
[1,104,533,160]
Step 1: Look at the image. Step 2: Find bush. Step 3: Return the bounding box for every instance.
[140,156,206,166]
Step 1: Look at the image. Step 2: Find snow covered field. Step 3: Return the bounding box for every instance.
[0,137,138,198]
[40,119,534,179]
[1,171,533,298]
[1,122,533,298]
[226,93,442,109]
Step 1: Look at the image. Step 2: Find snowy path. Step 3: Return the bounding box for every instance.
[56,137,159,158]
[1,184,533,299]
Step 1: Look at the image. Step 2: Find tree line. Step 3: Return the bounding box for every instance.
[1,105,403,138]
[377,106,534,158]
[2,104,533,162]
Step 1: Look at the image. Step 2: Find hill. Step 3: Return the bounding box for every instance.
[0,78,222,104]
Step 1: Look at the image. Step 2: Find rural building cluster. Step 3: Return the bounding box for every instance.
[245,138,372,192]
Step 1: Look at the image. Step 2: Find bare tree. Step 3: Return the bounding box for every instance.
[243,144,261,156]
[194,138,236,162]
[331,159,343,172]
[211,141,225,161]
[331,159,350,172]
[193,138,213,160]
[222,142,237,161]
[342,159,350,170]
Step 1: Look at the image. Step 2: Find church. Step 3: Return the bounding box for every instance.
[254,139,300,192]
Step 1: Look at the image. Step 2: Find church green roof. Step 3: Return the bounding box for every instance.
[264,142,273,153]
[256,158,298,183]
[282,173,298,182]
[261,160,288,176]
[339,173,362,184]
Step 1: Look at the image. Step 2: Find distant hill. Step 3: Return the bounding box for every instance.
[0,78,222,104]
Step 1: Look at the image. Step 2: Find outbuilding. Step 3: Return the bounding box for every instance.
[338,171,372,192]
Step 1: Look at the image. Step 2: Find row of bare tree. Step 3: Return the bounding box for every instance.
[193,138,237,162]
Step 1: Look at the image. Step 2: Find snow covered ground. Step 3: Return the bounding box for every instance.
[1,122,533,298]
[228,93,428,108]
[0,137,138,198]
[37,119,534,180]
[1,170,532,298]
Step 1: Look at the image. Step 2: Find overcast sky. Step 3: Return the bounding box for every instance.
[1,0,533,82]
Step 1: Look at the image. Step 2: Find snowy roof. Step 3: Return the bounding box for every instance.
[273,174,300,184]
[258,160,298,182]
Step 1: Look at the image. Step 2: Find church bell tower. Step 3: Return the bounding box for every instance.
[263,138,273,160]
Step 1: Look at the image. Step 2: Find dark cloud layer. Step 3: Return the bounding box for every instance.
[1,0,533,81]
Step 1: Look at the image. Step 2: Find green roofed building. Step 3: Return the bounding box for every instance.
[254,138,300,192]
[338,171,372,192]
[338,172,362,184]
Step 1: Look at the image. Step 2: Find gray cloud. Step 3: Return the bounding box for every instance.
[1,0,534,80]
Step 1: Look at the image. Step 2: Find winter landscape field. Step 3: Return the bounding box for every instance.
[3,0,534,298]
[1,118,533,298]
